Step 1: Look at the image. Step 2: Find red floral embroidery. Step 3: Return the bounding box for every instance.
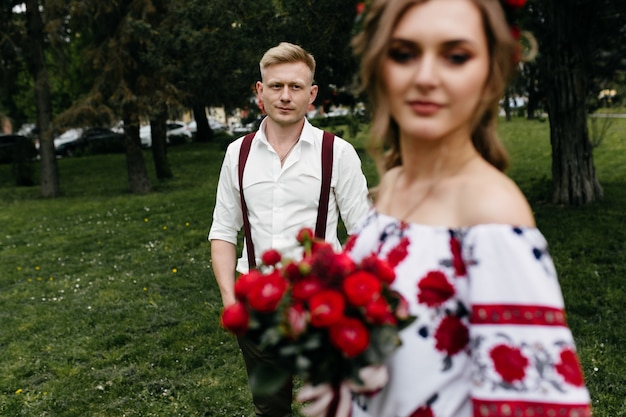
[555,348,586,387]
[418,271,455,307]
[489,344,529,383]
[449,237,466,276]
[387,236,410,267]
[409,405,435,417]
[434,315,469,356]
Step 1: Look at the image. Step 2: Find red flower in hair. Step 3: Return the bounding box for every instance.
[504,0,526,9]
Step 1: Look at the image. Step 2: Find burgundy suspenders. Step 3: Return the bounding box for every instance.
[238,131,335,269]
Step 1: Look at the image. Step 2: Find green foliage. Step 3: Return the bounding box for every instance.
[0,119,625,415]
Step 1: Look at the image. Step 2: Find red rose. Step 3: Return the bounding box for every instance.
[489,344,529,383]
[361,254,396,284]
[434,315,469,356]
[510,25,522,41]
[311,248,355,283]
[221,302,250,336]
[285,303,308,339]
[418,271,455,307]
[291,276,325,302]
[297,227,315,243]
[409,405,435,417]
[504,0,526,9]
[234,270,263,301]
[365,297,395,325]
[387,237,410,267]
[449,237,466,276]
[555,348,585,387]
[329,317,370,358]
[309,289,345,327]
[261,249,282,266]
[247,271,288,313]
[356,2,366,16]
[343,271,382,307]
[311,240,334,255]
[282,261,303,282]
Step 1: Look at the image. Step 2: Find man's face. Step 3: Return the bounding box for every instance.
[257,62,318,128]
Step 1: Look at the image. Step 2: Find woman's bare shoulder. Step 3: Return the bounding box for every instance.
[458,166,536,227]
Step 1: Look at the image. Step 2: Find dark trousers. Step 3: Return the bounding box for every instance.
[237,336,293,417]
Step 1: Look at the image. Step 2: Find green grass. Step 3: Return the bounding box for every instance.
[1,118,625,416]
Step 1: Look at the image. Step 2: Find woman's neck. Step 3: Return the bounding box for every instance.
[398,132,478,182]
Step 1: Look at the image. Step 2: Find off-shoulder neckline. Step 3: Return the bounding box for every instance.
[372,210,539,233]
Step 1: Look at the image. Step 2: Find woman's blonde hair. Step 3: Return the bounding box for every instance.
[260,42,316,84]
[352,0,518,173]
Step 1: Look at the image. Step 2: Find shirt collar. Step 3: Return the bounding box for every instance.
[256,117,316,146]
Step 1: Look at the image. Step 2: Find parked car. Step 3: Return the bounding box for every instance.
[0,134,38,164]
[187,118,227,135]
[53,128,83,151]
[140,120,192,147]
[55,127,125,157]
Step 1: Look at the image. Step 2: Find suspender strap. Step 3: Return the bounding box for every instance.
[239,132,256,269]
[238,131,335,269]
[315,131,335,239]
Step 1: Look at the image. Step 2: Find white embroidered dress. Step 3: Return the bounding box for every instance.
[345,211,592,417]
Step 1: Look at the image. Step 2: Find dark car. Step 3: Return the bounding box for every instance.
[56,127,125,157]
[0,134,38,164]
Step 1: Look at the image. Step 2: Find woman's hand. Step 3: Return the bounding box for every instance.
[296,365,389,417]
[296,383,352,417]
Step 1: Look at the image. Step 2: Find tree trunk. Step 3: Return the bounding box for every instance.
[123,105,152,194]
[543,0,603,205]
[25,0,59,197]
[150,109,173,179]
[192,104,213,142]
[503,88,512,122]
[526,64,539,120]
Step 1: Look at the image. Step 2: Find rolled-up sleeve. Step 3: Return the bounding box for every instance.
[334,141,371,235]
[208,140,244,245]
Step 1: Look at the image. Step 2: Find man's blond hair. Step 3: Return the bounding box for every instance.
[259,42,316,83]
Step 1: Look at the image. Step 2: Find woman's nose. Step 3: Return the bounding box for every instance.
[414,55,439,88]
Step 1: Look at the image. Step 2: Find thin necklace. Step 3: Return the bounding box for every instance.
[397,153,477,222]
[279,139,299,164]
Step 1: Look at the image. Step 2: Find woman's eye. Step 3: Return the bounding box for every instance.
[447,53,471,65]
[388,48,416,64]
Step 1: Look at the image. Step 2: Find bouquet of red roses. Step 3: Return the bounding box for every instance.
[220,228,415,396]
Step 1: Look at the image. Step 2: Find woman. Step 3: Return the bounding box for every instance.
[297,0,592,416]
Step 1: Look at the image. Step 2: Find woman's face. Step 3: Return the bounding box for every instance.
[382,0,490,144]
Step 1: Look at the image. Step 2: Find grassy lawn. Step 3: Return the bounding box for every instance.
[0,118,624,416]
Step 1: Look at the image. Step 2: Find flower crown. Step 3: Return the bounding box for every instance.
[499,0,537,62]
[500,0,526,39]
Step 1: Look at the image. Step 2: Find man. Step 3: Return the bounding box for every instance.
[209,42,370,417]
